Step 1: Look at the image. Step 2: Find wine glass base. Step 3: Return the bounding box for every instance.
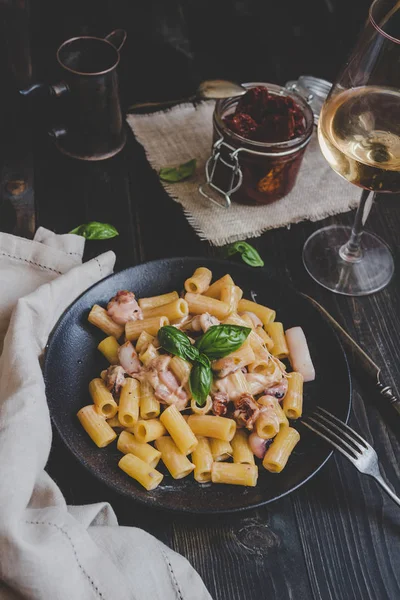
[303,225,394,296]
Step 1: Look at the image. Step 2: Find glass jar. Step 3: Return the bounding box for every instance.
[200,82,314,208]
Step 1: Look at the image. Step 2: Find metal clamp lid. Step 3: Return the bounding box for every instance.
[285,75,332,124]
[199,137,243,208]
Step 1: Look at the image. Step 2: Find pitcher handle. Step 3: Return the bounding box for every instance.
[105,29,127,51]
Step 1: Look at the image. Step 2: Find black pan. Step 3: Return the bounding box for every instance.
[44,257,351,513]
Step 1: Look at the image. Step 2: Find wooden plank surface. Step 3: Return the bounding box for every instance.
[34,130,400,600]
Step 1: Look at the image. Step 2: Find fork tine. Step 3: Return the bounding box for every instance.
[314,411,367,453]
[307,416,360,459]
[302,420,357,463]
[317,407,369,449]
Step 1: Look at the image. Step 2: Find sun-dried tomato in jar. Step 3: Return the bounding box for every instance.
[206,83,314,206]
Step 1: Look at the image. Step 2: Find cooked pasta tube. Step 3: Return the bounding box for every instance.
[185,293,230,320]
[118,453,163,490]
[231,429,255,465]
[139,343,159,366]
[262,426,300,473]
[77,405,117,448]
[248,330,270,359]
[247,356,271,376]
[125,316,169,341]
[138,291,179,311]
[155,436,195,479]
[191,436,213,482]
[132,418,167,443]
[283,372,303,419]
[212,342,255,374]
[142,298,189,321]
[241,314,257,330]
[229,369,251,394]
[223,313,250,328]
[89,378,118,418]
[190,395,212,415]
[187,415,236,442]
[204,274,234,298]
[211,462,258,487]
[210,438,232,462]
[266,322,289,359]
[117,430,161,468]
[118,378,140,427]
[255,411,280,440]
[258,396,289,428]
[97,336,120,365]
[160,405,198,455]
[140,380,160,419]
[220,284,243,314]
[106,415,123,428]
[169,356,192,387]
[255,326,274,351]
[184,267,212,294]
[237,299,276,326]
[88,305,124,339]
[136,331,155,354]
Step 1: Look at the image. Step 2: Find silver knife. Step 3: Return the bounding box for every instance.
[303,294,400,416]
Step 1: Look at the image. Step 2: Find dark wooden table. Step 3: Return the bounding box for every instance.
[2,113,400,599]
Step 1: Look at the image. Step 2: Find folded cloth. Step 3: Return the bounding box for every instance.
[0,228,211,600]
[128,102,359,246]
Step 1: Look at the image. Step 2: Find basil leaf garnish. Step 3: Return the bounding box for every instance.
[195,325,251,360]
[225,241,264,267]
[158,326,200,362]
[159,158,197,182]
[189,359,213,407]
[69,221,119,240]
[196,353,211,369]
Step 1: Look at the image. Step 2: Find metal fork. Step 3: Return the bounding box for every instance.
[302,407,400,507]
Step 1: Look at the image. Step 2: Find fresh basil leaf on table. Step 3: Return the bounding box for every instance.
[225,241,264,267]
[158,325,200,362]
[69,222,119,240]
[159,158,197,182]
[196,325,251,360]
[190,359,213,407]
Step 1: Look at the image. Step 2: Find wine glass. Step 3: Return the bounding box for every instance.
[303,0,399,295]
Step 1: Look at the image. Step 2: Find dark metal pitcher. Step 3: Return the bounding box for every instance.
[22,30,127,161]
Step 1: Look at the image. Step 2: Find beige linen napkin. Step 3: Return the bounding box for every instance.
[128,102,359,246]
[0,228,211,600]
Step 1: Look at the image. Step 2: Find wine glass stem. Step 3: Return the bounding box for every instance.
[339,189,375,263]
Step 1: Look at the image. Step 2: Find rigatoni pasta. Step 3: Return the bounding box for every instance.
[118,378,140,427]
[117,430,161,468]
[77,405,117,448]
[126,316,169,341]
[185,293,230,320]
[191,436,213,482]
[187,415,236,442]
[97,336,120,365]
[140,380,160,420]
[160,405,198,455]
[185,267,212,294]
[138,291,179,311]
[80,265,315,492]
[155,436,195,479]
[89,378,118,418]
[283,372,304,419]
[132,419,167,443]
[262,426,300,473]
[88,305,124,339]
[118,453,163,490]
[211,462,258,487]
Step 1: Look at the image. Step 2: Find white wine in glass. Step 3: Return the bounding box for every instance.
[303,0,399,295]
[319,86,400,192]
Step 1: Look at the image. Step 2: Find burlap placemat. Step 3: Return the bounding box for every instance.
[127,102,358,246]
